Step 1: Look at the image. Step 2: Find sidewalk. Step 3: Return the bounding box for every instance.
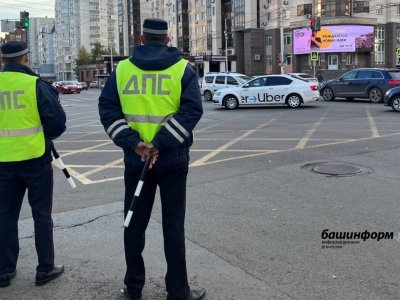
[0,202,286,300]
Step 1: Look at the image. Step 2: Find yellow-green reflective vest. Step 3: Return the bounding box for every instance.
[0,72,45,162]
[116,58,188,143]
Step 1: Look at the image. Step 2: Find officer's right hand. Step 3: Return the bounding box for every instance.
[134,142,159,169]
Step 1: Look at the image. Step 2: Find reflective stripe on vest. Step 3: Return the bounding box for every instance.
[0,71,45,162]
[116,58,187,143]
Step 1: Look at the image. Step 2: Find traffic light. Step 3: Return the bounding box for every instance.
[20,11,29,29]
[309,17,315,32]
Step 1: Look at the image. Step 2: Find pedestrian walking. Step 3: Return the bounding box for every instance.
[0,41,66,288]
[98,18,205,300]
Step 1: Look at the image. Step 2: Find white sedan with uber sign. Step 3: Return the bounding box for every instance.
[212,74,320,109]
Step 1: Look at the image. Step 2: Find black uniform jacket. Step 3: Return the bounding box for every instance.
[0,64,66,163]
[98,42,203,166]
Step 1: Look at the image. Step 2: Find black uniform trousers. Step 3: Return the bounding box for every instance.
[124,162,190,299]
[0,157,55,274]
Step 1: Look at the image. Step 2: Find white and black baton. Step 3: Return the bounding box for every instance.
[124,156,151,228]
[51,146,77,189]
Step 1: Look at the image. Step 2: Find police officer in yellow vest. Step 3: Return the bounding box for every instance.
[99,19,205,300]
[0,41,66,288]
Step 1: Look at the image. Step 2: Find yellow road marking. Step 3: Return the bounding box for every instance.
[190,116,283,167]
[366,106,380,138]
[295,111,328,149]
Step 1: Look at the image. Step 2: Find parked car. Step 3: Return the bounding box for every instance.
[287,73,318,83]
[89,81,99,88]
[78,82,89,90]
[56,81,82,94]
[319,68,400,103]
[212,74,319,109]
[200,72,252,101]
[384,87,400,112]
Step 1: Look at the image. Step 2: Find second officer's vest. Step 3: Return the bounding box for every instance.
[116,58,187,143]
[0,71,45,162]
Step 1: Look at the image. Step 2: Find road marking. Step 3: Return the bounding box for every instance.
[366,106,380,138]
[190,115,283,167]
[58,141,113,158]
[82,158,124,176]
[295,111,328,149]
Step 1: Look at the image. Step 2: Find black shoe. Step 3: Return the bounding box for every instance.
[167,288,206,300]
[121,287,142,300]
[0,271,16,288]
[35,265,64,286]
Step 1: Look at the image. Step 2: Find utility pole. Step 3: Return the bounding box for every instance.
[279,1,284,74]
[224,18,228,72]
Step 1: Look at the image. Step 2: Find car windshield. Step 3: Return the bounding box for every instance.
[237,75,252,84]
[63,81,78,85]
[388,71,400,79]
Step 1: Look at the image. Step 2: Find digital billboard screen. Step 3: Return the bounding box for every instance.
[293,25,374,54]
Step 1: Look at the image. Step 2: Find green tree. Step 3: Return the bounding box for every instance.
[76,47,92,65]
[74,47,92,80]
[91,42,108,62]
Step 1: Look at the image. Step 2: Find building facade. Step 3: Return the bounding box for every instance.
[29,17,56,81]
[119,0,400,78]
[55,0,118,80]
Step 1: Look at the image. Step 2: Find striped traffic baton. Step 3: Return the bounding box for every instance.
[51,146,77,189]
[123,155,151,228]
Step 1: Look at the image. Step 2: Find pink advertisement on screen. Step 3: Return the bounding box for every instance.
[293,25,374,54]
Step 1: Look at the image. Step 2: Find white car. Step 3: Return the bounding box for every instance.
[212,74,320,109]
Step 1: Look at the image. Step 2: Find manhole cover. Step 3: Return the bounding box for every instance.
[302,162,373,177]
[312,164,361,176]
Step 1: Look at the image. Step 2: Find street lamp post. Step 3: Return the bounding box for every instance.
[224,18,228,72]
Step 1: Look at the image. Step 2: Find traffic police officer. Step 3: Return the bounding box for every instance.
[0,41,66,287]
[98,19,205,300]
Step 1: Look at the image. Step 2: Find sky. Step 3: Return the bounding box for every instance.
[0,0,55,37]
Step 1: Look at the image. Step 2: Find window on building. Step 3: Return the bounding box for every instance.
[285,54,292,66]
[297,4,312,16]
[397,5,400,15]
[266,35,272,47]
[353,1,369,13]
[284,32,292,45]
[376,5,383,15]
[375,27,385,64]
[267,12,271,21]
[266,55,272,66]
[397,28,400,42]
[346,53,354,65]
[322,0,351,17]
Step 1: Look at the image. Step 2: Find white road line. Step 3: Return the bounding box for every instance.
[58,141,113,158]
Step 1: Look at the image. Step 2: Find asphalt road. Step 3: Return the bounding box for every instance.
[17,89,400,299]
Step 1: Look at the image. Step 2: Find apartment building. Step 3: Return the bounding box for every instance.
[29,17,56,81]
[55,0,118,80]
[119,0,400,78]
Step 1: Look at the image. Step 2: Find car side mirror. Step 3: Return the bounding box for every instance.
[339,77,344,82]
[243,83,249,88]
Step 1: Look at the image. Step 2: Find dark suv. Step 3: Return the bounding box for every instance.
[320,68,400,103]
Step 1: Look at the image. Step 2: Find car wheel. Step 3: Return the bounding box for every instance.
[286,94,302,108]
[346,97,354,101]
[224,95,239,109]
[321,87,335,101]
[204,90,213,101]
[368,88,383,103]
[391,96,400,112]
